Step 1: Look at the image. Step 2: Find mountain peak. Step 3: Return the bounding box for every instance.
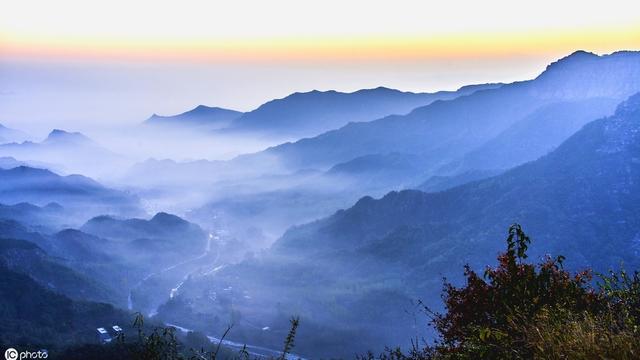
[540,50,640,76]
[558,50,598,62]
[530,50,640,100]
[45,129,91,144]
[193,104,212,111]
[188,105,238,116]
[363,86,397,93]
[145,105,242,128]
[48,129,71,136]
[150,212,188,225]
[541,50,599,73]
[565,50,598,60]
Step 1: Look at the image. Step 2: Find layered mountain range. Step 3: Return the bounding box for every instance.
[243,51,639,173]
[145,85,501,140]
[0,165,142,224]
[0,129,125,178]
[1,50,640,358]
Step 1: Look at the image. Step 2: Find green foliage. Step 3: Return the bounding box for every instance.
[598,268,640,329]
[280,317,300,360]
[505,223,530,264]
[128,313,180,360]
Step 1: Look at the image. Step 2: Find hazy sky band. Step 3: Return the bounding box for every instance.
[1,0,639,132]
[3,25,640,63]
[2,0,640,62]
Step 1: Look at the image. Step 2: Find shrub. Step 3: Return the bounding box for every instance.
[369,224,640,359]
[431,224,601,358]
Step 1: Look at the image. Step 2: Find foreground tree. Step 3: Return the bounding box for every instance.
[432,224,601,358]
[363,224,640,359]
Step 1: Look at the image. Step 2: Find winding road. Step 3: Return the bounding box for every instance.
[128,233,218,313]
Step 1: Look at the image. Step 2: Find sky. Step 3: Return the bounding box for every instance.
[1,0,639,134]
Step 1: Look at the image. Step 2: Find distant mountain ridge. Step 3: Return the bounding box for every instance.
[532,50,640,99]
[0,129,125,178]
[0,165,143,223]
[178,51,640,241]
[0,156,55,170]
[0,202,65,230]
[142,84,501,140]
[238,51,640,174]
[43,129,93,144]
[163,51,640,249]
[124,83,506,209]
[145,105,243,130]
[225,84,502,138]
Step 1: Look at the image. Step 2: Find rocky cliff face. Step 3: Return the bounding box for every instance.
[531,51,640,100]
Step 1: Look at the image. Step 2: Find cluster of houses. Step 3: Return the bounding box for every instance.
[96,325,123,344]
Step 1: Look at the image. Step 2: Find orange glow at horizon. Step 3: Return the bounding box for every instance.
[2,0,639,64]
[3,25,639,64]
